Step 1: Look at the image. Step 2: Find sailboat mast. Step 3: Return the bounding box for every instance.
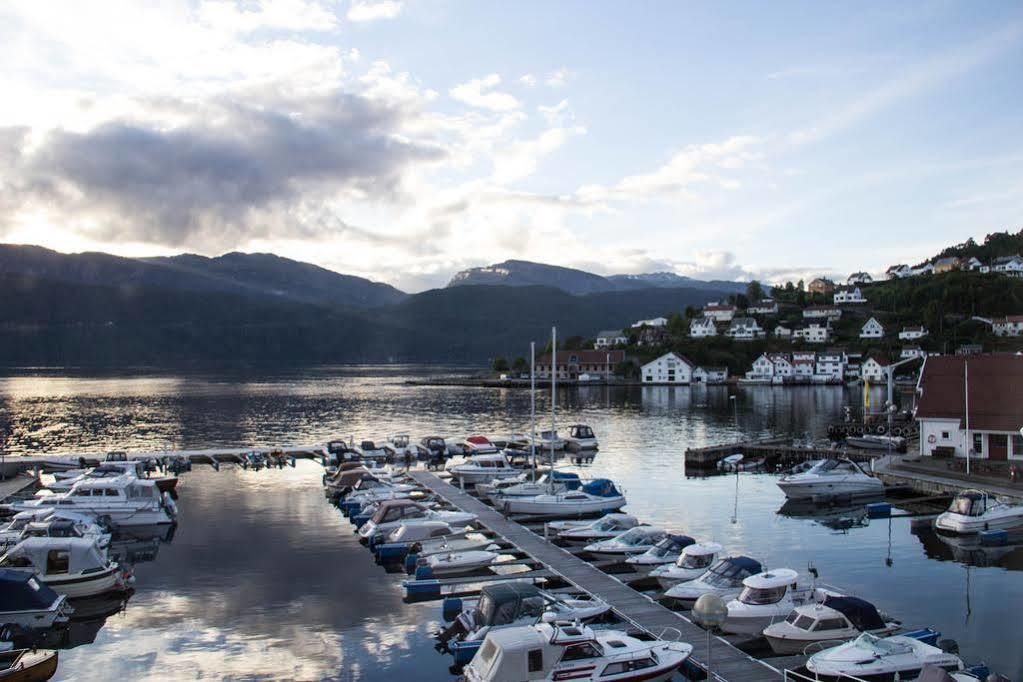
[550,326,557,493]
[965,360,970,476]
[530,341,536,482]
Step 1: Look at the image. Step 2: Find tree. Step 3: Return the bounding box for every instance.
[492,356,509,372]
[684,305,698,319]
[563,335,586,350]
[511,356,528,373]
[613,360,637,378]
[746,280,765,302]
[923,301,944,335]
[667,312,687,337]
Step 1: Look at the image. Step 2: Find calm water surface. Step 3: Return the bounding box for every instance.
[0,366,1020,680]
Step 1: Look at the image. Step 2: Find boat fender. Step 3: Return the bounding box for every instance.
[415,565,435,581]
[865,502,891,519]
[441,597,463,622]
[163,492,178,517]
[404,553,419,574]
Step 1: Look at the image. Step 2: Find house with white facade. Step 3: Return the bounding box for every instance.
[793,324,831,344]
[834,287,867,304]
[803,305,842,320]
[993,315,1023,337]
[847,272,873,285]
[773,324,792,339]
[703,303,737,322]
[633,316,668,328]
[964,257,983,271]
[916,355,1023,460]
[747,299,779,315]
[900,346,926,359]
[886,264,912,279]
[745,354,775,381]
[641,353,694,384]
[725,317,766,341]
[692,366,728,384]
[814,352,845,382]
[911,262,935,277]
[769,353,793,378]
[594,330,628,348]
[898,326,928,341]
[992,255,1023,277]
[792,354,815,380]
[690,317,717,338]
[860,317,885,339]
[861,356,887,382]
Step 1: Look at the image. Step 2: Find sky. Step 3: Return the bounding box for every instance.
[0,1,1021,292]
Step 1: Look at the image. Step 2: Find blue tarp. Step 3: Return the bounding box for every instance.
[581,478,621,498]
[668,535,696,548]
[823,595,886,631]
[0,569,62,612]
[726,556,763,574]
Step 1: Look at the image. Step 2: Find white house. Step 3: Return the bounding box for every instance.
[815,352,845,381]
[747,299,779,315]
[690,317,717,338]
[792,356,815,379]
[898,326,928,341]
[861,356,887,382]
[641,352,694,384]
[911,262,935,277]
[703,303,737,322]
[594,329,628,348]
[633,316,668,328]
[964,257,983,271]
[860,317,885,339]
[746,354,775,381]
[769,353,793,377]
[847,272,873,285]
[993,315,1023,337]
[692,366,727,383]
[803,305,842,320]
[886,264,912,279]
[901,346,926,359]
[725,317,766,341]
[793,324,831,343]
[833,287,867,305]
[992,255,1023,277]
[773,324,792,339]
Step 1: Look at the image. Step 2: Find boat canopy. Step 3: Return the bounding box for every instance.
[684,542,723,557]
[823,595,886,631]
[666,534,696,549]
[477,583,545,626]
[0,569,63,611]
[569,424,594,438]
[703,556,763,586]
[551,471,580,482]
[744,568,799,589]
[1,537,109,573]
[581,479,621,498]
[369,499,426,523]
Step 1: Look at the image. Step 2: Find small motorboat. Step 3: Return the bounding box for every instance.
[0,570,72,631]
[776,459,884,500]
[418,550,502,578]
[584,527,666,561]
[650,542,723,590]
[357,500,476,544]
[461,620,692,682]
[0,538,130,599]
[498,479,626,518]
[552,513,641,545]
[1,518,111,553]
[664,555,763,609]
[763,595,901,655]
[448,454,521,485]
[721,567,841,636]
[565,424,598,451]
[803,631,964,681]
[0,642,58,682]
[484,471,580,503]
[382,434,415,460]
[845,434,908,453]
[935,489,1023,535]
[359,440,390,462]
[459,436,500,456]
[717,453,766,473]
[625,534,695,576]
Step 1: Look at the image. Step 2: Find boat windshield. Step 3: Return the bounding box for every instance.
[739,585,788,605]
[647,538,681,558]
[615,528,657,546]
[592,517,621,532]
[849,633,911,656]
[677,553,714,570]
[572,426,594,439]
[949,493,985,516]
[703,560,756,587]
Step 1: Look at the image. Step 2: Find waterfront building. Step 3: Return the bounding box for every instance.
[861,356,887,382]
[746,354,774,381]
[691,366,728,383]
[641,352,694,384]
[814,352,845,381]
[536,350,625,380]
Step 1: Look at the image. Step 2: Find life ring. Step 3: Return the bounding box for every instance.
[928,435,937,444]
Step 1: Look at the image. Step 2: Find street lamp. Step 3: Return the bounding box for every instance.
[693,594,728,679]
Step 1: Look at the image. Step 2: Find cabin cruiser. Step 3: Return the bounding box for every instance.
[325,440,364,465]
[776,459,884,500]
[418,550,503,578]
[482,472,580,503]
[804,632,964,681]
[0,537,130,599]
[584,527,667,561]
[565,424,598,451]
[460,436,500,455]
[649,542,723,590]
[357,500,476,544]
[440,583,612,663]
[1,510,109,549]
[45,461,177,496]
[552,514,641,545]
[7,476,177,527]
[721,568,841,635]
[664,556,763,608]
[0,569,72,630]
[530,430,565,452]
[358,440,391,462]
[498,479,626,517]
[448,454,522,485]
[462,620,692,682]
[625,535,695,576]
[763,596,900,655]
[934,489,1023,535]
[0,517,111,552]
[403,529,496,566]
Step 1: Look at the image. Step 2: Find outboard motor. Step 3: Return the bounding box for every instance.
[162,492,178,519]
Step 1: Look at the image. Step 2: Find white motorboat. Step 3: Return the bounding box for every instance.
[7,475,177,527]
[448,453,521,485]
[420,550,502,577]
[650,542,723,590]
[384,521,458,545]
[358,440,390,462]
[357,500,476,543]
[553,513,641,545]
[407,529,496,559]
[0,517,111,552]
[804,632,964,680]
[344,478,417,507]
[0,537,129,599]
[721,568,841,635]
[0,569,73,630]
[44,460,148,493]
[664,556,763,608]
[776,459,884,500]
[530,430,565,452]
[484,471,580,503]
[845,434,908,453]
[565,424,598,451]
[584,527,667,561]
[462,620,692,682]
[764,596,900,655]
[498,479,626,517]
[459,435,500,455]
[382,434,415,459]
[935,489,1023,535]
[625,534,695,576]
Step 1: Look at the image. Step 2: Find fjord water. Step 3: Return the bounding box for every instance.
[1,366,1021,680]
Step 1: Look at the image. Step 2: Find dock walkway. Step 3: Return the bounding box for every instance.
[875,456,1023,501]
[0,473,39,503]
[408,470,784,681]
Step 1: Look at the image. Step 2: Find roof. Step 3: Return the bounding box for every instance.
[642,352,695,368]
[886,264,908,272]
[862,317,883,326]
[916,355,1023,431]
[596,329,625,338]
[683,542,723,557]
[934,256,960,266]
[995,315,1023,324]
[704,303,737,311]
[691,317,715,326]
[537,350,626,365]
[744,567,799,588]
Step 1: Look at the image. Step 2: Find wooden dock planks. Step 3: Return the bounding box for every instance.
[408,470,784,681]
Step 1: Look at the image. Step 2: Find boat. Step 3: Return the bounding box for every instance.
[649,542,723,590]
[919,665,997,682]
[6,476,176,528]
[584,527,667,561]
[461,620,692,682]
[0,642,58,682]
[565,424,598,451]
[721,567,841,635]
[483,471,580,503]
[717,453,766,473]
[447,454,522,486]
[803,631,964,681]
[763,595,900,655]
[418,550,502,578]
[382,434,415,459]
[0,538,130,599]
[776,459,884,500]
[664,556,763,608]
[404,529,496,563]
[934,489,1023,535]
[552,514,642,545]
[358,440,390,462]
[0,517,111,552]
[498,479,626,518]
[356,500,477,544]
[44,461,178,496]
[460,436,500,456]
[530,430,564,452]
[625,535,695,576]
[845,434,908,453]
[0,570,72,630]
[325,440,364,465]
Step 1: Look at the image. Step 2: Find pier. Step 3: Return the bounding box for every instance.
[407,470,789,681]
[684,438,887,470]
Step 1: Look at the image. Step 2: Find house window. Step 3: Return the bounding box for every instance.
[941,431,950,440]
[972,434,983,454]
[1013,434,1023,456]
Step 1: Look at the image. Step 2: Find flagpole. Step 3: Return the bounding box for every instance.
[530,341,536,483]
[965,360,970,476]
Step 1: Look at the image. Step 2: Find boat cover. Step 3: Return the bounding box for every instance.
[2,537,109,573]
[823,595,886,631]
[0,569,62,611]
[581,479,621,498]
[667,535,696,549]
[726,556,763,574]
[478,583,544,626]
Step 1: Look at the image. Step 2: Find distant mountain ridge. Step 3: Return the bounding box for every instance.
[448,259,749,295]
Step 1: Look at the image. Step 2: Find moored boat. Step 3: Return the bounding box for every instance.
[0,645,58,682]
[649,542,722,590]
[0,538,130,599]
[802,631,964,681]
[498,479,626,518]
[0,570,72,631]
[776,459,884,500]
[552,513,641,545]
[763,596,900,655]
[664,555,762,609]
[934,489,1023,535]
[625,534,695,577]
[721,568,841,635]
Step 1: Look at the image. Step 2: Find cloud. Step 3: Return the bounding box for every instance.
[449,74,521,111]
[199,0,340,33]
[519,74,537,88]
[545,68,573,87]
[346,0,403,22]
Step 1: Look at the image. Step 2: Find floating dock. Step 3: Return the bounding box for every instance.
[407,470,788,681]
[684,438,889,470]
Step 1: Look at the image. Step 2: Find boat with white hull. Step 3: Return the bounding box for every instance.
[721,568,842,635]
[565,424,598,451]
[776,459,884,500]
[418,550,502,577]
[625,535,695,577]
[7,476,176,527]
[1,517,111,553]
[357,500,476,544]
[584,526,666,561]
[0,537,129,599]
[763,596,900,655]
[934,489,1023,535]
[480,472,579,503]
[664,556,762,609]
[803,631,964,681]
[0,569,72,630]
[448,454,522,486]
[551,514,641,545]
[498,479,626,518]
[650,542,722,590]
